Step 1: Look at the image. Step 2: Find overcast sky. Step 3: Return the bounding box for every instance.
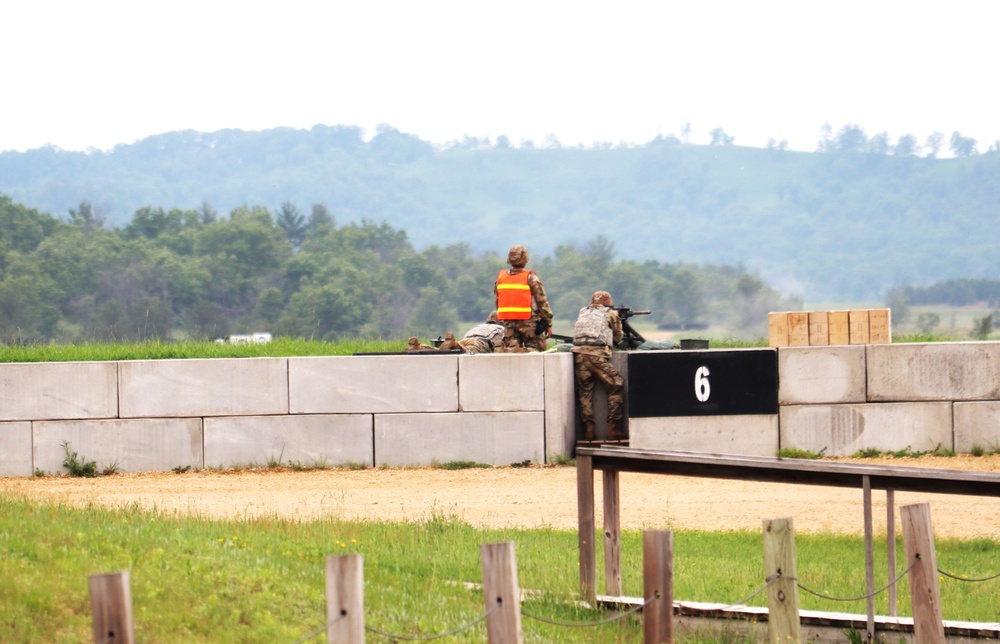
[4,1,998,155]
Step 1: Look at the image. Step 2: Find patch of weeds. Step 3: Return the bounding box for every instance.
[265,448,286,468]
[970,443,985,457]
[852,447,883,458]
[777,447,826,459]
[510,459,532,468]
[33,468,45,477]
[172,465,192,474]
[61,441,97,478]
[551,453,575,466]
[844,626,863,644]
[437,460,491,470]
[931,444,956,457]
[339,461,369,471]
[101,461,120,476]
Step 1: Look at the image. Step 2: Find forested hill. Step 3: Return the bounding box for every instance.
[2,124,999,301]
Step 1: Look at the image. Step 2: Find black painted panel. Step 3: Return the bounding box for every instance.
[627,350,778,417]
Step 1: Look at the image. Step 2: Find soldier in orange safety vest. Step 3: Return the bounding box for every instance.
[494,245,554,352]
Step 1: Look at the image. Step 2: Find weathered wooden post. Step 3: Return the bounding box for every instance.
[604,469,622,596]
[642,530,673,643]
[88,570,135,644]
[762,517,800,643]
[481,541,523,643]
[577,453,597,602]
[325,554,364,643]
[900,503,945,644]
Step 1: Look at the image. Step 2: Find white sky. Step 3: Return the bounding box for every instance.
[3,0,999,154]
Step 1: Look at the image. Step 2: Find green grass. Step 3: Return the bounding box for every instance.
[0,337,408,363]
[1,494,998,642]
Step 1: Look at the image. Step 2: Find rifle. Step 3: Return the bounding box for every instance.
[613,306,650,350]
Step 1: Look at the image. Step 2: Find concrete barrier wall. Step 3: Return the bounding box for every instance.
[1,352,576,476]
[5,342,1000,476]
[631,343,1000,458]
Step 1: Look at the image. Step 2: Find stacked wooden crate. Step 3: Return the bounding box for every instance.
[769,309,891,347]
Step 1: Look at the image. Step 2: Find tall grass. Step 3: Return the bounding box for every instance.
[1,494,997,642]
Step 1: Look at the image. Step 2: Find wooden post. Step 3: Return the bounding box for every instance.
[900,503,946,644]
[480,541,523,644]
[603,469,622,596]
[89,570,135,644]
[325,554,364,643]
[762,518,800,644]
[642,530,673,644]
[887,489,897,617]
[577,454,597,602]
[863,475,876,639]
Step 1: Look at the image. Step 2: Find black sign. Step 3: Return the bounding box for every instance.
[627,349,778,417]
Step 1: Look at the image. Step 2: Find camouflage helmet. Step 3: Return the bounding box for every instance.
[507,245,529,267]
[590,290,613,307]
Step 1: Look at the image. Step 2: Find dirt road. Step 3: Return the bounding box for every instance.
[4,455,1000,539]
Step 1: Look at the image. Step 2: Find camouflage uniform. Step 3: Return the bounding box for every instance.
[571,292,624,440]
[458,320,506,354]
[495,245,554,352]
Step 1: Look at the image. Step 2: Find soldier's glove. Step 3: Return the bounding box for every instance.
[534,319,551,335]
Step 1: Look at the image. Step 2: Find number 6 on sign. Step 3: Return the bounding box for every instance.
[694,366,711,402]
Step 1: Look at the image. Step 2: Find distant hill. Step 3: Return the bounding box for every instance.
[2,124,998,301]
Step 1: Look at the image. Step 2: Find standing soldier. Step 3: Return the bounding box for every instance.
[494,245,554,352]
[572,290,624,441]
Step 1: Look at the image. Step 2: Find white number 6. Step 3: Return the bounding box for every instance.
[694,366,711,402]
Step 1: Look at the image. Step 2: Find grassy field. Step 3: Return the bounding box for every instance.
[2,491,998,643]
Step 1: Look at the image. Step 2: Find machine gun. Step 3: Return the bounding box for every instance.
[613,306,650,350]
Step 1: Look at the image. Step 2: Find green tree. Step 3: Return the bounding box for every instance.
[950,131,978,157]
[275,201,307,251]
[971,313,994,340]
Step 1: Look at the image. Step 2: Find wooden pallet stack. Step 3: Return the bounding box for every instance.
[768,309,891,347]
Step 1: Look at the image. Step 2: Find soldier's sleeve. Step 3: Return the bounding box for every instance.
[609,309,623,344]
[529,273,554,323]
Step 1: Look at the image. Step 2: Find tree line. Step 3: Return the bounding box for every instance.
[0,194,799,344]
[3,123,999,303]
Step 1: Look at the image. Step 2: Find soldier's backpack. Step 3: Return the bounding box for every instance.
[573,306,613,347]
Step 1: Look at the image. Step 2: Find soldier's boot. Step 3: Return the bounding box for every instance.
[606,418,626,441]
[582,421,595,441]
[406,337,422,352]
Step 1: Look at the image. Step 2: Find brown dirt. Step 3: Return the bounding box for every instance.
[4,455,1000,539]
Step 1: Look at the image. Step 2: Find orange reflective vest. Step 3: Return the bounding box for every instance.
[496,270,534,320]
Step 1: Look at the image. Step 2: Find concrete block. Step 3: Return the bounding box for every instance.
[778,345,866,405]
[374,412,544,467]
[33,418,203,474]
[289,355,458,413]
[0,422,33,476]
[867,342,1000,402]
[459,353,545,411]
[543,352,576,461]
[779,402,953,456]
[0,362,117,421]
[953,402,1000,453]
[204,414,374,468]
[118,358,288,418]
[629,415,779,457]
